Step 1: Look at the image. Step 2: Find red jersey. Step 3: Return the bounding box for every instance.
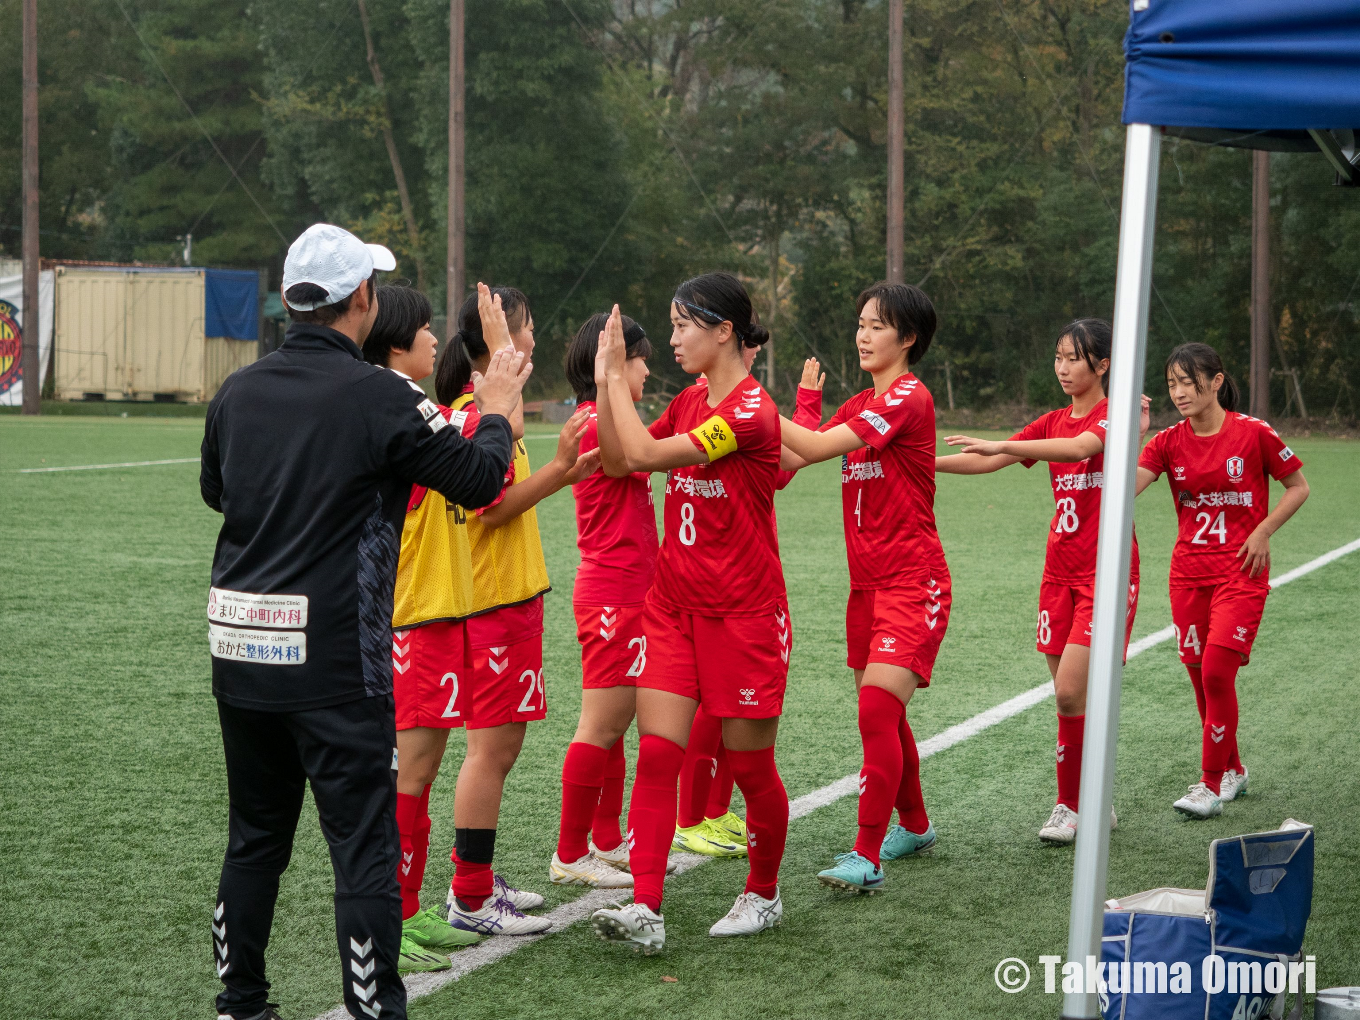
[648,376,786,616]
[830,372,943,589]
[572,400,658,606]
[1139,413,1303,588]
[1011,399,1138,586]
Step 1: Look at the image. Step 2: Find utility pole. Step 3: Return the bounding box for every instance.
[21,0,40,415]
[886,0,904,284]
[1250,150,1270,419]
[447,0,465,329]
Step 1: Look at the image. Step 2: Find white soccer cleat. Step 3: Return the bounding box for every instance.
[445,894,552,936]
[1173,782,1224,819]
[1219,767,1249,802]
[550,852,635,889]
[590,840,679,875]
[1039,803,1078,845]
[1039,804,1118,844]
[708,889,782,937]
[493,872,544,911]
[591,902,666,955]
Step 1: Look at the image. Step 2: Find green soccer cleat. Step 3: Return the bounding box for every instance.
[403,906,483,950]
[881,821,936,860]
[397,935,451,974]
[673,821,747,858]
[817,851,885,894]
[706,810,749,846]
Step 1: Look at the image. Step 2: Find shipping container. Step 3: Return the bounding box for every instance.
[51,266,259,402]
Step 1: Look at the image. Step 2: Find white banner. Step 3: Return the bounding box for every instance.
[0,271,55,406]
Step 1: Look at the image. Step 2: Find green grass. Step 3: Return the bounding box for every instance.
[1,418,1356,1020]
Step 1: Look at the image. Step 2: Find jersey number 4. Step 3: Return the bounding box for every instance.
[1174,624,1202,656]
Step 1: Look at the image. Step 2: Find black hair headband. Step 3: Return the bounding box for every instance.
[673,296,747,339]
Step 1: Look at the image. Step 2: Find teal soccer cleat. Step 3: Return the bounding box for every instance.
[881,821,936,860]
[816,851,885,894]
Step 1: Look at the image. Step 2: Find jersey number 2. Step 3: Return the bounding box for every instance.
[517,669,545,713]
[1054,497,1079,534]
[626,636,647,677]
[440,672,460,718]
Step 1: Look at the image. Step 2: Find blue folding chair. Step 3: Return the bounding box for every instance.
[1102,822,1313,1020]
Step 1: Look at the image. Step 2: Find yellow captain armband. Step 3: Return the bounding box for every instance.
[691,414,739,462]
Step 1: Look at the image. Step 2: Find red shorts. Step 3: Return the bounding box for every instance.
[639,596,790,719]
[393,621,469,731]
[460,633,546,729]
[1169,573,1269,666]
[845,572,951,684]
[1036,577,1140,658]
[574,603,646,689]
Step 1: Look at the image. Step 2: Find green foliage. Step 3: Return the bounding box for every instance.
[1,0,1357,415]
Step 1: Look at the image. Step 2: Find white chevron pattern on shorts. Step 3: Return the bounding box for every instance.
[488,647,509,674]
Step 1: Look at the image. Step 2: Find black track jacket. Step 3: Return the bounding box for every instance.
[200,322,513,711]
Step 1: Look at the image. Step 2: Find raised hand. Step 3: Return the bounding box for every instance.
[477,281,514,354]
[597,304,626,380]
[472,345,531,419]
[800,357,826,391]
[944,434,1005,456]
[1139,394,1152,439]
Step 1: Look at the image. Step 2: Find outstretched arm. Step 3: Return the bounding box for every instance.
[935,451,1023,474]
[780,415,863,465]
[943,431,1104,464]
[595,306,707,476]
[477,408,600,529]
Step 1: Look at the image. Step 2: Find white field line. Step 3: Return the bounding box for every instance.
[312,536,1359,1019]
[17,457,200,473]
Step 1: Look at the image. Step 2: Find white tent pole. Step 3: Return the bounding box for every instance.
[1060,121,1161,1020]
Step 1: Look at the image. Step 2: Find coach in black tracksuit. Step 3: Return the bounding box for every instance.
[201,224,528,1020]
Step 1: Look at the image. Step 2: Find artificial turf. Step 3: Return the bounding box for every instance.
[0,416,1355,1020]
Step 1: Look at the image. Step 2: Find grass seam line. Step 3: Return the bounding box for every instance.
[307,535,1359,1020]
[17,457,201,473]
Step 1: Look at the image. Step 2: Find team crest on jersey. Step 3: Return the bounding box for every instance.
[1225,456,1245,481]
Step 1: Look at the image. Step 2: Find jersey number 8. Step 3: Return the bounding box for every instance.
[678,502,697,546]
[1054,497,1079,534]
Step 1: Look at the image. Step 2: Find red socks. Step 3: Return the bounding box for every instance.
[1199,644,1242,794]
[1188,662,1242,774]
[727,746,788,900]
[894,714,930,835]
[626,734,686,912]
[592,737,627,852]
[395,789,430,920]
[1055,714,1085,811]
[707,746,735,819]
[678,708,723,828]
[854,685,906,866]
[558,741,609,864]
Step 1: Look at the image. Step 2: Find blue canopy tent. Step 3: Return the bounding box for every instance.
[1061,4,1360,1017]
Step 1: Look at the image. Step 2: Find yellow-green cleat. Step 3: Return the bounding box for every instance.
[403,906,483,950]
[397,935,451,974]
[705,810,749,846]
[672,820,747,858]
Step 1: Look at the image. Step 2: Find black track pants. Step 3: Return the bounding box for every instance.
[214,695,406,1020]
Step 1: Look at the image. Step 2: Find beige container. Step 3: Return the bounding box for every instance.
[53,267,256,402]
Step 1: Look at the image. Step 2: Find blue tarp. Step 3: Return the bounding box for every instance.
[1123,0,1360,132]
[205,269,259,341]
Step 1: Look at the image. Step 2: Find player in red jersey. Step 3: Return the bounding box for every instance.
[547,312,656,889]
[588,272,791,952]
[674,353,827,859]
[778,282,947,893]
[935,319,1150,845]
[1136,343,1308,819]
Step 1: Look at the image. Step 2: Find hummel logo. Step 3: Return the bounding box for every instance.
[738,688,758,706]
[748,830,758,848]
[1210,724,1227,744]
[352,980,378,1002]
[358,1002,381,1019]
[1174,466,1187,480]
[393,658,411,674]
[215,903,225,921]
[212,920,226,939]
[488,647,509,674]
[1234,626,1248,641]
[350,958,375,980]
[775,609,787,628]
[625,828,636,851]
[878,636,897,651]
[857,772,867,796]
[1056,743,1066,763]
[401,851,413,876]
[350,937,373,958]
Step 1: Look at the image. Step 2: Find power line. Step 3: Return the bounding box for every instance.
[111,0,287,243]
[538,191,639,338]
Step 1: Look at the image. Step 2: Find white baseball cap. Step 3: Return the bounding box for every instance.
[281,223,397,310]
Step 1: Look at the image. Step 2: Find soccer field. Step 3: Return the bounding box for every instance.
[2,415,1357,1020]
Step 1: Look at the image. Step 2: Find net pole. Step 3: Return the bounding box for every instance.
[886,0,904,284]
[22,0,40,415]
[447,0,465,328]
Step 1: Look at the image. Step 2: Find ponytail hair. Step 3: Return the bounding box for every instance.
[565,312,652,403]
[435,286,531,405]
[672,271,770,351]
[1165,342,1239,412]
[1058,318,1113,393]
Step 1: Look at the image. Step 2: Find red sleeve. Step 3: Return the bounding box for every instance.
[647,394,679,440]
[1257,421,1304,480]
[1138,428,1169,476]
[684,385,773,462]
[843,376,927,452]
[1008,411,1052,469]
[792,386,823,429]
